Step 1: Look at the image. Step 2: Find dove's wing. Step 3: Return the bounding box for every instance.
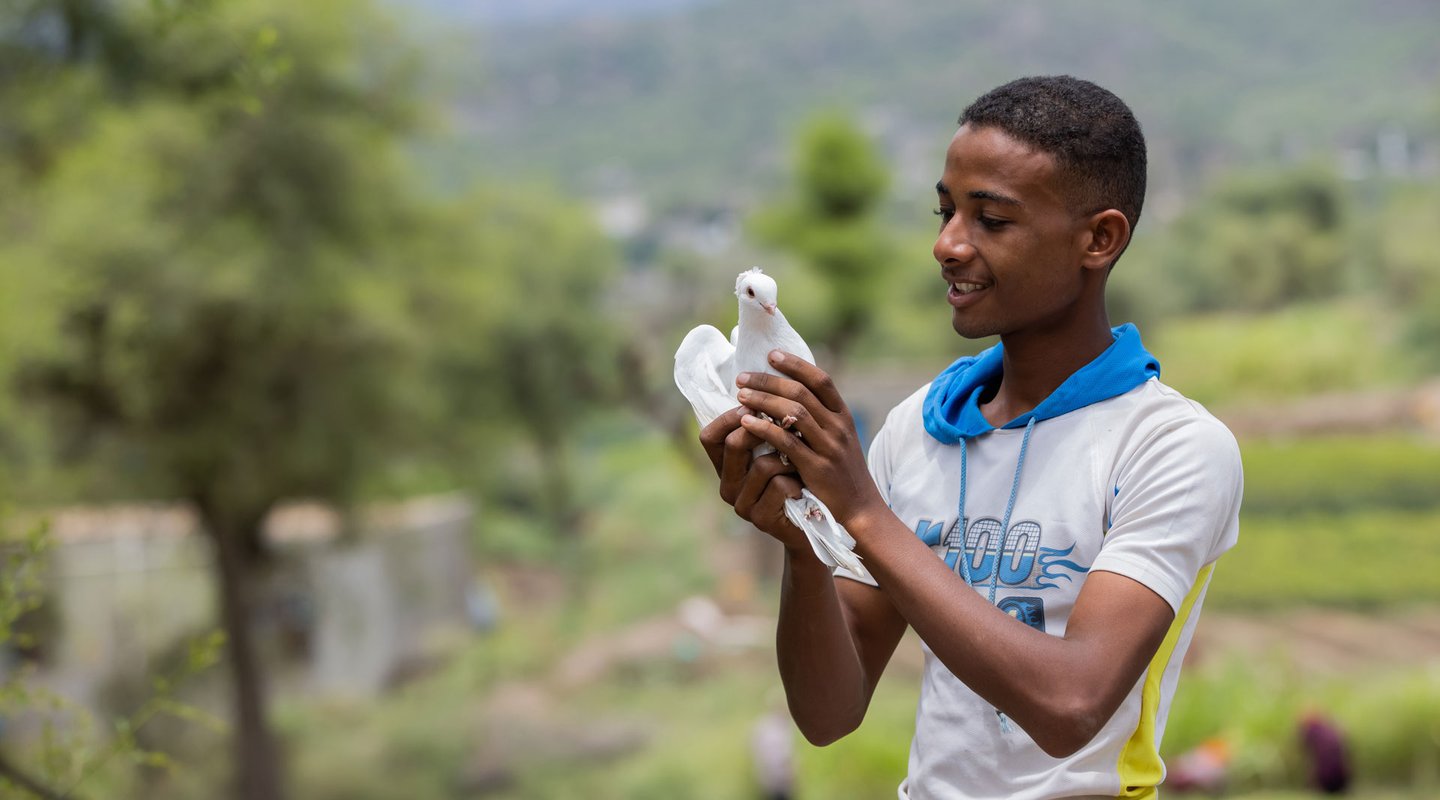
[675,324,739,427]
[767,308,815,367]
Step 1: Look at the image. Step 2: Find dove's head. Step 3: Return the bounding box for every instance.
[735,267,778,316]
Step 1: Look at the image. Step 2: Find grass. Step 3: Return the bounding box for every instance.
[93,369,1440,797]
[1150,301,1423,408]
[1209,508,1440,609]
[1204,433,1440,609]
[1165,658,1440,796]
[1240,435,1440,516]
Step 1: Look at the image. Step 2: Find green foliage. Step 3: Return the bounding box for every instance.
[439,0,1440,208]
[1150,166,1349,312]
[1208,434,1440,609]
[1210,509,1440,609]
[0,521,224,798]
[396,184,625,540]
[751,112,897,363]
[1373,183,1440,370]
[0,0,431,523]
[0,521,50,653]
[1150,301,1422,408]
[0,2,625,797]
[1165,660,1440,795]
[1241,436,1440,517]
[793,114,890,219]
[0,0,626,527]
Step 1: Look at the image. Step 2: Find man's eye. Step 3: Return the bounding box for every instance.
[933,207,954,222]
[978,215,1009,230]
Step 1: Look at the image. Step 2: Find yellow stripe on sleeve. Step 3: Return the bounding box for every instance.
[1114,562,1216,799]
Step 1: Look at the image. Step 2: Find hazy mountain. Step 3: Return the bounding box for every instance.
[398,0,709,25]
[403,0,1440,217]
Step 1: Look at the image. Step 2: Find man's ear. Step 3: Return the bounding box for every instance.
[1079,209,1131,271]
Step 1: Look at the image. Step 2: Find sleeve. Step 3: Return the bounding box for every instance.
[1088,414,1243,612]
[831,406,899,587]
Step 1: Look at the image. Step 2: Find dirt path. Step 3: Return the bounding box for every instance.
[1190,608,1440,675]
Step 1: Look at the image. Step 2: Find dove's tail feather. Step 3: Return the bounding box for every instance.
[675,324,739,426]
[784,491,872,584]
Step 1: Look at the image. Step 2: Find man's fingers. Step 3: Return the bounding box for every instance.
[699,406,747,474]
[734,388,820,442]
[751,473,806,532]
[734,371,831,433]
[733,453,799,519]
[740,413,810,469]
[766,351,848,414]
[773,473,804,501]
[718,426,755,503]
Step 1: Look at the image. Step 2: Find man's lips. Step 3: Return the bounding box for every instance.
[945,277,989,307]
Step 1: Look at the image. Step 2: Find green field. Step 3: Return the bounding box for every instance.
[265,418,1440,798]
[120,343,1440,798]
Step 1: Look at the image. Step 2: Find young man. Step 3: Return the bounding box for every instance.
[698,76,1242,799]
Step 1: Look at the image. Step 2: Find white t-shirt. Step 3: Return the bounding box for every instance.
[836,377,1242,800]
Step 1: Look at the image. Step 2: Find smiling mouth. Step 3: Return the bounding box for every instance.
[946,280,988,308]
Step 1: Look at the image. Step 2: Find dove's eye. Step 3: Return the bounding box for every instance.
[746,288,755,297]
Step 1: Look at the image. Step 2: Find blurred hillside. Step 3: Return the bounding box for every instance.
[407,0,1440,213]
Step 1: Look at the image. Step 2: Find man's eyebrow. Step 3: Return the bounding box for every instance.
[969,189,1023,206]
[934,182,1023,207]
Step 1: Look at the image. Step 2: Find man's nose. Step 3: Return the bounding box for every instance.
[933,219,977,265]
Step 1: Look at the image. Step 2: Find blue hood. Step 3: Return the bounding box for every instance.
[922,323,1160,444]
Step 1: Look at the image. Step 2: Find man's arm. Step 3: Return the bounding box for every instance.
[776,555,907,745]
[733,353,1177,757]
[700,408,907,746]
[834,508,1172,756]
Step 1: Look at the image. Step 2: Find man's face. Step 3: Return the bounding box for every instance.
[933,124,1091,340]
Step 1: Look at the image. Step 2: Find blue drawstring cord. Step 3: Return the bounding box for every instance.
[954,417,1038,737]
[955,416,1037,603]
[956,434,973,586]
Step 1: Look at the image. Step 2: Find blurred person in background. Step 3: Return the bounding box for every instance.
[751,690,797,800]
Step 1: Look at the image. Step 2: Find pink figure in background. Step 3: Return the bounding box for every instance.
[1166,737,1231,793]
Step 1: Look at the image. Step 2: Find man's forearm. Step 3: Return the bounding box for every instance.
[774,547,871,746]
[843,504,1172,757]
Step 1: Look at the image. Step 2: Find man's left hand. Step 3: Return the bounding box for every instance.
[735,350,885,529]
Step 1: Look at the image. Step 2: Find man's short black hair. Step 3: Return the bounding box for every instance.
[960,75,1147,230]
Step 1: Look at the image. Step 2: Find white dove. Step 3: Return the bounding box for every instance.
[675,268,871,582]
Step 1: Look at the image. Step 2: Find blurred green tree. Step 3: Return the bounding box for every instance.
[751,112,896,366]
[1,1,448,798]
[1374,183,1440,369]
[1156,166,1349,312]
[408,186,621,544]
[1,3,627,793]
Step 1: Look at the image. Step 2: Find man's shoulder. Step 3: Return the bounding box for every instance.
[1099,378,1237,439]
[1105,379,1243,483]
[1132,379,1238,444]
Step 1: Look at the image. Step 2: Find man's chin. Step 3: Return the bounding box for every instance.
[951,312,998,340]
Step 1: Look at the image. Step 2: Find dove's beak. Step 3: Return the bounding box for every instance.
[762,302,776,316]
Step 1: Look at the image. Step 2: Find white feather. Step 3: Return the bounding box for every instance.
[674,324,740,425]
[675,267,871,582]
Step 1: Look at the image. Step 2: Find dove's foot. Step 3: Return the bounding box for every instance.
[805,504,824,521]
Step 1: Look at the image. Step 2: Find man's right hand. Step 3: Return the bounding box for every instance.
[698,406,813,555]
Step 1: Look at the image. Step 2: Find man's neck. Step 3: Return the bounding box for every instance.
[980,317,1114,429]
